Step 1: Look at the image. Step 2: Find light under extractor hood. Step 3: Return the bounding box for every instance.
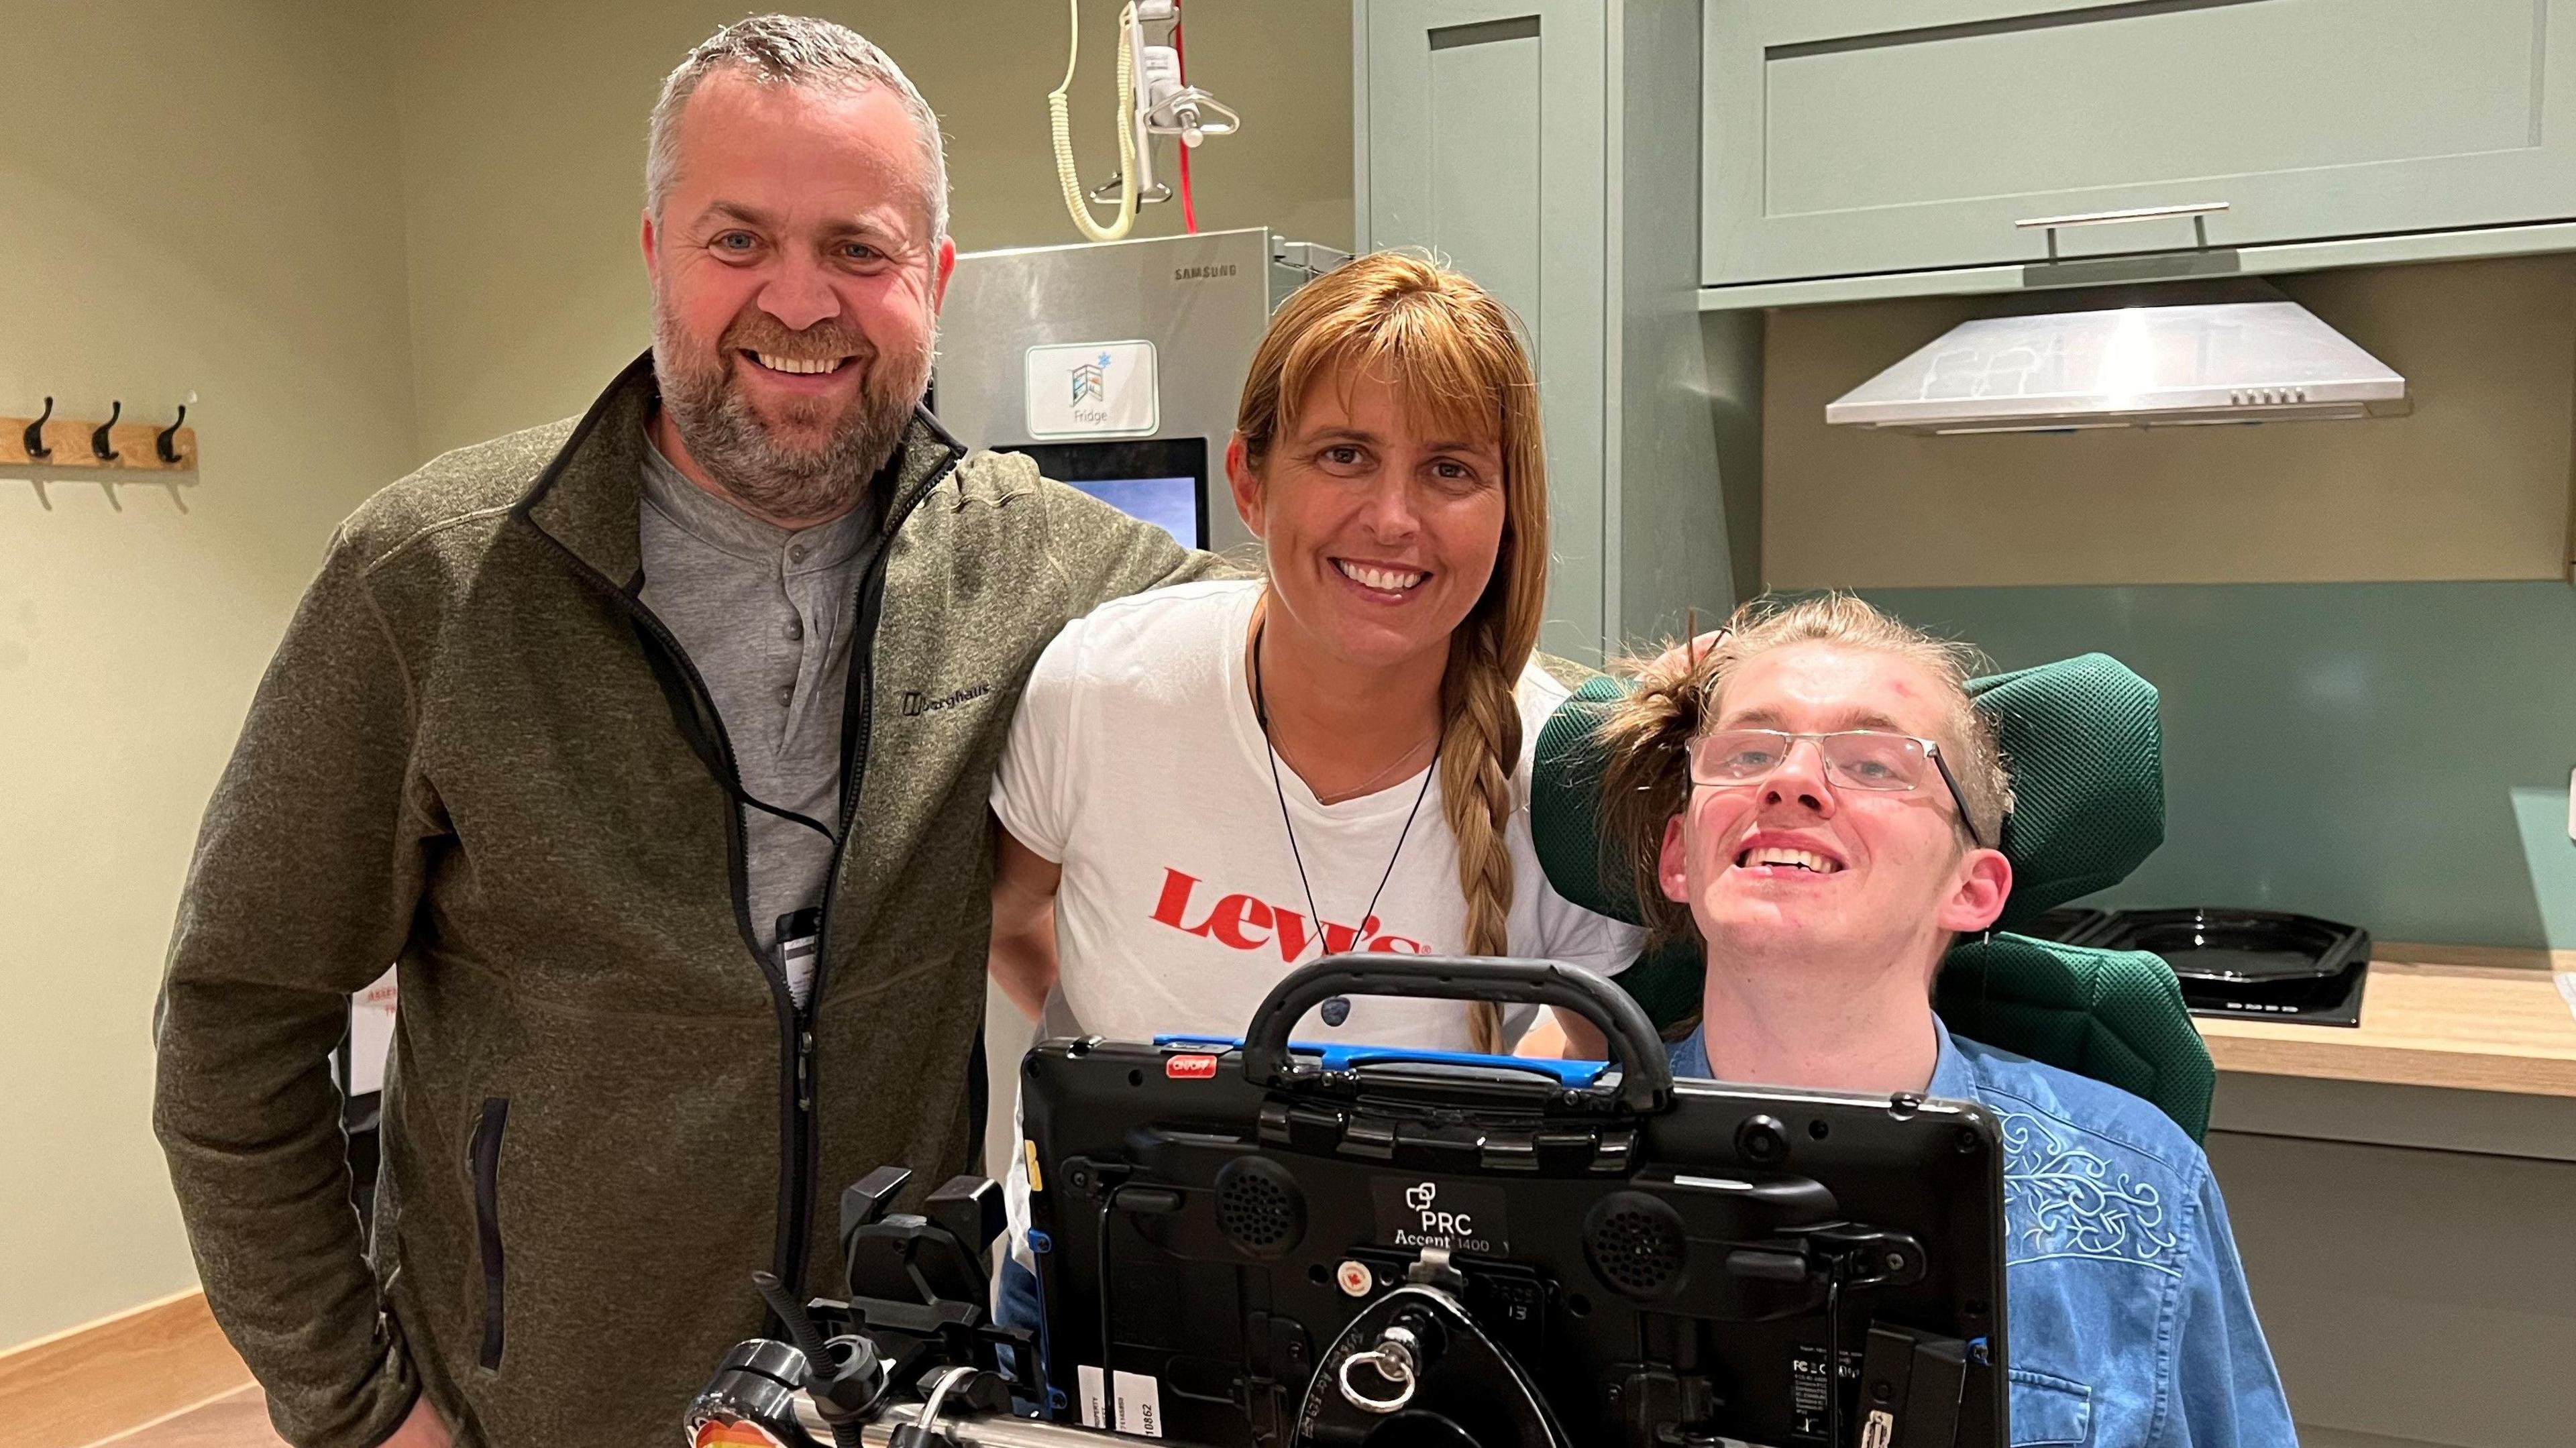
[1825,299,2409,435]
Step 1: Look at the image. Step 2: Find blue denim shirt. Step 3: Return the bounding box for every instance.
[1668,1023,2298,1448]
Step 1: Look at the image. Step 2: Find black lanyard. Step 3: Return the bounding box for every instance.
[1250,619,1442,964]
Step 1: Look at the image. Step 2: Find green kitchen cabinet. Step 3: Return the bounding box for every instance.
[1356,1,1754,661]
[1703,0,2576,294]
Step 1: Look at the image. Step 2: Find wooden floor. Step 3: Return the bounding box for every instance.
[80,1386,284,1448]
[0,1292,266,1448]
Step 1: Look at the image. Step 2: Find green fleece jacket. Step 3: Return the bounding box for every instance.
[154,353,1220,1448]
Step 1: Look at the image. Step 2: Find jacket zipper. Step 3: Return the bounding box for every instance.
[527,533,809,1288]
[780,457,956,1288]
[524,440,963,1300]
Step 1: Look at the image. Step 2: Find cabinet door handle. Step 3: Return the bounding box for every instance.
[2015,201,2229,258]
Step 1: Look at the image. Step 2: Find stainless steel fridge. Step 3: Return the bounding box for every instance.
[932,227,1348,556]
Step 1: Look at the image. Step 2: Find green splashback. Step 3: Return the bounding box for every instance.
[1862,583,2576,950]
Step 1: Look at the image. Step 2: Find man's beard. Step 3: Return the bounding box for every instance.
[652,300,933,522]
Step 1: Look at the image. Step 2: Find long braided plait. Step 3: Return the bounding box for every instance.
[1438,624,1527,1054]
[1436,329,1546,1054]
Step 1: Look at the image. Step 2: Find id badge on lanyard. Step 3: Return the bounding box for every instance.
[777,906,820,1008]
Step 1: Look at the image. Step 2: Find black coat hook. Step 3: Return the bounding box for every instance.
[23,396,52,460]
[92,400,121,461]
[156,404,188,465]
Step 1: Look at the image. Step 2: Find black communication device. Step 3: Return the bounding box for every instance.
[1020,956,2010,1448]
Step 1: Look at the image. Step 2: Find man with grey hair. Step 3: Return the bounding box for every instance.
[154,17,1216,1448]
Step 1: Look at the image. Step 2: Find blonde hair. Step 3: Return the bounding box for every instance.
[1235,252,1549,1054]
[1596,593,2012,948]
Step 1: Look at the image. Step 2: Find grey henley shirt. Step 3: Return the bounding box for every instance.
[637,435,881,1006]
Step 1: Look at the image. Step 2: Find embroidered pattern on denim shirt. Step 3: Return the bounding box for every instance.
[1995,1107,2183,1276]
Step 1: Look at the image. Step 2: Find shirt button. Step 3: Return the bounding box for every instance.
[784,617,804,643]
[775,684,794,708]
[788,543,809,563]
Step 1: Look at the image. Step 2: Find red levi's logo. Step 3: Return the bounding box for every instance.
[1148,867,1428,958]
[1165,1054,1220,1080]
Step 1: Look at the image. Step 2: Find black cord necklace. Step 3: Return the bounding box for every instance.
[1250,618,1442,965]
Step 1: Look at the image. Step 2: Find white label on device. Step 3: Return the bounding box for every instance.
[1025,339,1160,439]
[1113,1370,1165,1437]
[1077,1365,1108,1429]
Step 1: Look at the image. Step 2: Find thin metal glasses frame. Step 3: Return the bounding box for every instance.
[1686,729,1988,850]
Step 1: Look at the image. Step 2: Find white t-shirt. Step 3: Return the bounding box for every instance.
[990,578,1641,1052]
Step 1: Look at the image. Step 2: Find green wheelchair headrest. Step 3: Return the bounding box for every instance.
[1532,653,2165,932]
[1964,654,2164,930]
[1931,934,2212,1140]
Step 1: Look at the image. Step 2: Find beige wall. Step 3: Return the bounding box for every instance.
[2,1,1353,1350]
[1763,254,2576,588]
[0,3,419,1344]
[392,1,1356,456]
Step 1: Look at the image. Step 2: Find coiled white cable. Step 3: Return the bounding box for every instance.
[1048,0,1140,241]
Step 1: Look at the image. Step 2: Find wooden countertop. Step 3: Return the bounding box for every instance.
[2197,945,2576,1098]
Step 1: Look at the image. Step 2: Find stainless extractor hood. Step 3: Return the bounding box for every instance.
[1825,299,2409,434]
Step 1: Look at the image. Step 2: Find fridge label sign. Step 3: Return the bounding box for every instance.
[1026,339,1160,439]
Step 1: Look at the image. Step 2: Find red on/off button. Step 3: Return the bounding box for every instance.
[1165,1053,1220,1080]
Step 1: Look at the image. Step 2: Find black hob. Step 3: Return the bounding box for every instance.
[2028,907,2371,1027]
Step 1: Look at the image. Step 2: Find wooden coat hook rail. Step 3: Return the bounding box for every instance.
[2,397,200,510]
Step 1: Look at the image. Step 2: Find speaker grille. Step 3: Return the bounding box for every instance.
[1585,1192,1686,1298]
[1215,1157,1303,1258]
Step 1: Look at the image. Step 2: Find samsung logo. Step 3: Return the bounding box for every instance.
[1173,264,1238,282]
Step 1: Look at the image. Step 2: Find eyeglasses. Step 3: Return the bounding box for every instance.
[1685,729,1987,848]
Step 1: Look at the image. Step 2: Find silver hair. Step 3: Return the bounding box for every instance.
[645,15,949,241]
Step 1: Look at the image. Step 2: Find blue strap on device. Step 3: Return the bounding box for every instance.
[1151,1033,1616,1089]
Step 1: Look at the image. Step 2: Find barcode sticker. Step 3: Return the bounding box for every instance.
[1077,1365,1108,1429]
[1114,1370,1165,1437]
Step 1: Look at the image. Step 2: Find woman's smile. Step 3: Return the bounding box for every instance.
[1330,556,1432,600]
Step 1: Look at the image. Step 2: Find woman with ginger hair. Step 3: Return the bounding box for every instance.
[983,254,1643,1327]
[987,249,1638,1059]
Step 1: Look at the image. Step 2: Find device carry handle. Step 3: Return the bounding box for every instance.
[1241,954,1674,1113]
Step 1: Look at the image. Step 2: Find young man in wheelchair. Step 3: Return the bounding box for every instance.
[1594,594,2298,1448]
